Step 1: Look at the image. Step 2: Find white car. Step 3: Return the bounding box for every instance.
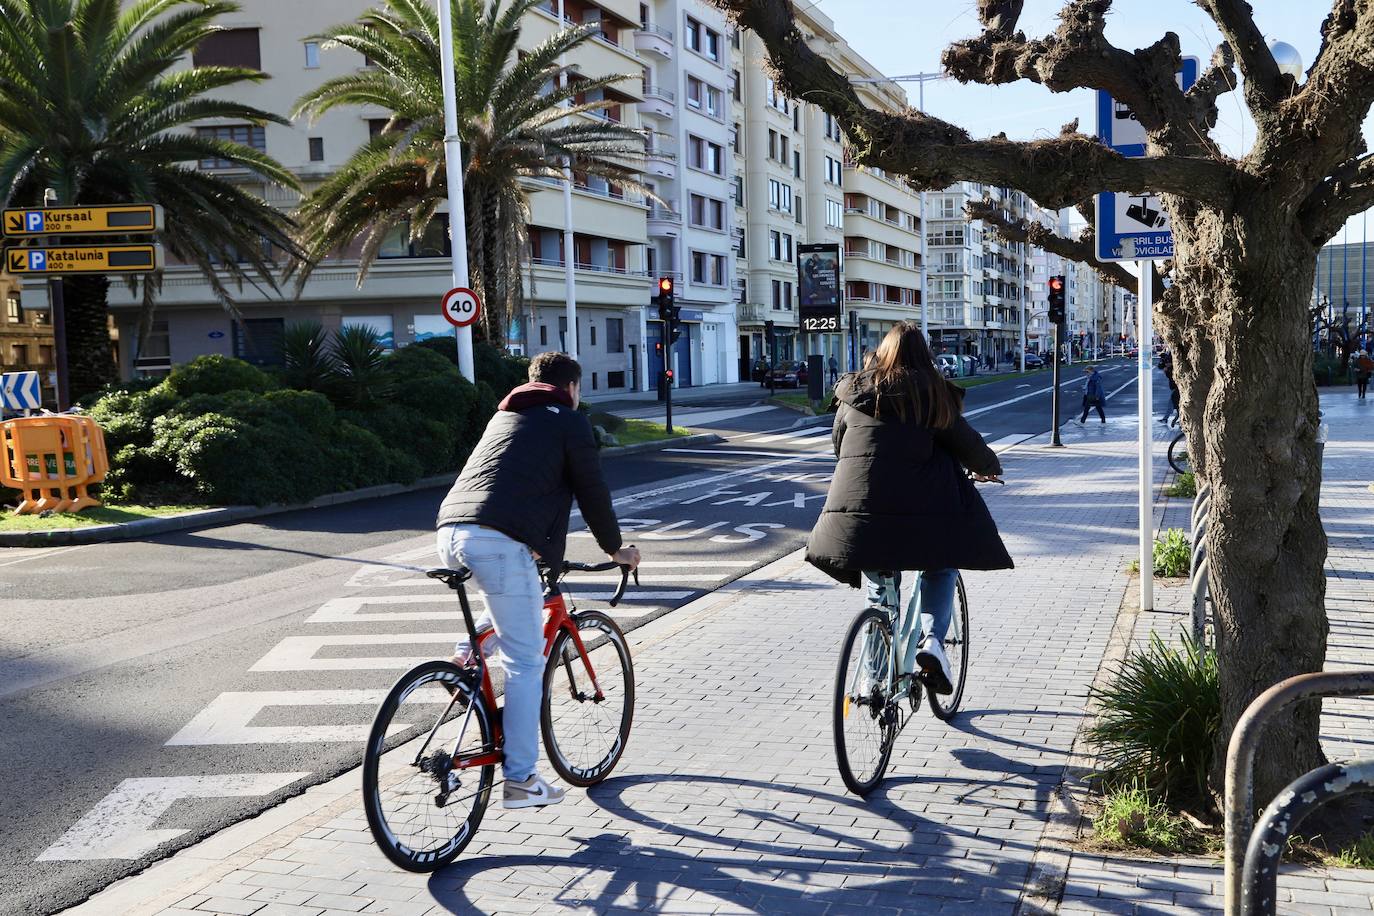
[935,354,958,378]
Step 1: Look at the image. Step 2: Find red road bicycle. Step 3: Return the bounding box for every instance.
[362,554,638,871]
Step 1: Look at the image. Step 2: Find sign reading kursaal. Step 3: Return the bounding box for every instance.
[797,242,842,332]
[3,204,164,237]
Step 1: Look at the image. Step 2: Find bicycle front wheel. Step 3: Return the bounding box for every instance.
[928,576,970,721]
[362,660,495,872]
[833,607,897,796]
[1168,434,1191,475]
[541,610,635,787]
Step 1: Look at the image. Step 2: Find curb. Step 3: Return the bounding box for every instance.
[599,431,722,457]
[0,472,460,548]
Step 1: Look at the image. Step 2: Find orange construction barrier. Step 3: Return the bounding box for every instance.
[0,415,110,514]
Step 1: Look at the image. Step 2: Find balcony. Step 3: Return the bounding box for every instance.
[634,23,673,58]
[641,82,675,119]
[530,256,646,278]
[644,147,677,179]
[737,302,767,323]
[646,207,681,237]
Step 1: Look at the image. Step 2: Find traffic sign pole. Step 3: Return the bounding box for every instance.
[42,189,71,411]
[1138,263,1155,612]
[1050,323,1063,447]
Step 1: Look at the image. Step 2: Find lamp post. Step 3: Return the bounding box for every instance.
[436,0,475,380]
[557,0,578,360]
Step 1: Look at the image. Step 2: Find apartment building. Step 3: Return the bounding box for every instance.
[636,0,738,386]
[926,183,1030,366]
[731,5,923,378]
[1,276,57,400]
[76,0,656,394]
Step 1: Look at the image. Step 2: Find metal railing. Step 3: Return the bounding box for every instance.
[641,82,675,101]
[1190,482,1211,645]
[1224,671,1374,915]
[634,23,673,40]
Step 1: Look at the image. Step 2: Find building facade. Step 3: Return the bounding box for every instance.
[926,182,1029,367]
[1,275,57,401]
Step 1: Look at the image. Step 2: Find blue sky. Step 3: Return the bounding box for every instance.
[812,0,1373,243]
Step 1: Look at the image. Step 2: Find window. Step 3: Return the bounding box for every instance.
[939,197,958,218]
[378,215,451,258]
[733,175,744,207]
[767,129,777,160]
[767,179,792,214]
[690,251,726,286]
[689,193,725,230]
[540,325,548,346]
[232,317,285,368]
[5,295,19,323]
[686,76,723,118]
[732,68,741,102]
[825,199,843,228]
[193,28,261,69]
[824,156,842,185]
[308,137,324,162]
[685,16,721,62]
[783,281,793,310]
[589,323,597,347]
[368,117,414,138]
[731,27,741,49]
[304,41,320,68]
[606,318,624,354]
[686,75,703,109]
[687,135,724,174]
[779,134,789,163]
[765,78,788,113]
[771,279,782,310]
[196,124,265,170]
[793,151,801,178]
[823,112,841,142]
[38,344,53,366]
[768,230,793,262]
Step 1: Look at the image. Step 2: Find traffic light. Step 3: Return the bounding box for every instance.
[1047,275,1066,324]
[656,276,675,323]
[764,319,775,342]
[654,341,664,356]
[670,322,682,345]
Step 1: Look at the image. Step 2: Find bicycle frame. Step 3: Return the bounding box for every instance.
[847,574,903,711]
[443,581,607,773]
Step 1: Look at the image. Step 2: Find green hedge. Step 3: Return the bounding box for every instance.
[83,343,529,508]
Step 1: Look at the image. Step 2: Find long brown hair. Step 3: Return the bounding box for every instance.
[865,320,957,428]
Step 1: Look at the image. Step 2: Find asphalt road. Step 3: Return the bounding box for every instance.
[0,359,1151,915]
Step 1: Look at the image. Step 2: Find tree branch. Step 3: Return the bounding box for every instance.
[1184,43,1237,131]
[966,197,1164,299]
[1298,153,1374,244]
[1285,0,1374,180]
[709,0,1239,209]
[1194,0,1285,110]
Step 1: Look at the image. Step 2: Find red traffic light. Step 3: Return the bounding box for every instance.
[658,277,674,294]
[665,369,674,379]
[1047,276,1064,293]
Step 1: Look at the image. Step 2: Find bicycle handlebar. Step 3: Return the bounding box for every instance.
[545,547,640,607]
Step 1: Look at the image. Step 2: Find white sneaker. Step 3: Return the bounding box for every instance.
[503,773,566,809]
[915,636,955,696]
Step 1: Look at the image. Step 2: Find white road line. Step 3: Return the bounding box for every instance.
[167,690,395,745]
[963,375,1101,418]
[36,773,310,861]
[989,434,1037,453]
[0,543,94,568]
[251,634,465,671]
[746,427,831,445]
[662,448,832,459]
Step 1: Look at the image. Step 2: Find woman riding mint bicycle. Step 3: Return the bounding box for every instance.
[806,320,1014,794]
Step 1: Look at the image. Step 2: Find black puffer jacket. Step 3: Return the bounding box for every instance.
[805,372,1013,587]
[436,383,621,570]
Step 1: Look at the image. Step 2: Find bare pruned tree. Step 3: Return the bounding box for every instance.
[712,0,1374,810]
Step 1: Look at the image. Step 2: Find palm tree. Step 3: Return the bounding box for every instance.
[293,0,652,346]
[0,0,302,397]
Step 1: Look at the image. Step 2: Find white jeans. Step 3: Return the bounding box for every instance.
[437,524,545,782]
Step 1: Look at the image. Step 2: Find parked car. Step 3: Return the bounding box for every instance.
[935,354,959,378]
[1021,352,1044,369]
[762,360,809,388]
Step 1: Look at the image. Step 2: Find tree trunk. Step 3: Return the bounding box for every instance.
[61,273,116,401]
[1172,208,1329,809]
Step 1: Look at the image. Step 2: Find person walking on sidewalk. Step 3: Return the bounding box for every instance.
[805,320,1013,695]
[1356,350,1374,399]
[829,354,839,387]
[436,351,641,810]
[1158,353,1180,425]
[1077,364,1107,425]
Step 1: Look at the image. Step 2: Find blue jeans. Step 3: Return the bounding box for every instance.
[438,524,545,782]
[863,569,959,675]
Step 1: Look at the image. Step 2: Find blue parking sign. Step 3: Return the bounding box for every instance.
[28,250,46,271]
[25,211,43,232]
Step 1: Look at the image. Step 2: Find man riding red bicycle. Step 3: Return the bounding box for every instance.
[436,351,640,809]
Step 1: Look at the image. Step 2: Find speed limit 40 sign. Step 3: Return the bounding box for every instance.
[441,287,482,328]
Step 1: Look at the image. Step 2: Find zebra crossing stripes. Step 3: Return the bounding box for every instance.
[167,691,390,745]
[743,426,832,446]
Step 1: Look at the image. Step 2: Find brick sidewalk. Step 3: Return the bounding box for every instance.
[64,398,1371,916]
[1058,389,1374,915]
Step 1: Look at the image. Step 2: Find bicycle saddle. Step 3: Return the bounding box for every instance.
[426,567,473,589]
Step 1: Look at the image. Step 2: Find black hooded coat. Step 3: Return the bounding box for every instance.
[805,372,1014,587]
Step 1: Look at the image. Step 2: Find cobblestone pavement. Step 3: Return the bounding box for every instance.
[64,394,1372,915]
[1058,389,1374,916]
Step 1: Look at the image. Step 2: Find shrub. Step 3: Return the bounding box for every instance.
[1086,631,1220,804]
[413,337,529,398]
[1093,783,1204,853]
[163,354,274,397]
[280,321,340,394]
[332,325,393,408]
[1153,528,1191,577]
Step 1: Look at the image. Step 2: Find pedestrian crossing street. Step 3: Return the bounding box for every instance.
[36,543,758,863]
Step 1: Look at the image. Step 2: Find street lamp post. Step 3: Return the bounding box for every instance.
[436,0,475,381]
[558,0,578,360]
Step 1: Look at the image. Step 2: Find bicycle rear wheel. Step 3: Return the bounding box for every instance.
[833,607,898,796]
[928,576,970,721]
[541,610,635,787]
[362,660,495,872]
[1168,434,1191,475]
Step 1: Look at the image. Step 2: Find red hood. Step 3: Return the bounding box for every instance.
[499,382,574,412]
